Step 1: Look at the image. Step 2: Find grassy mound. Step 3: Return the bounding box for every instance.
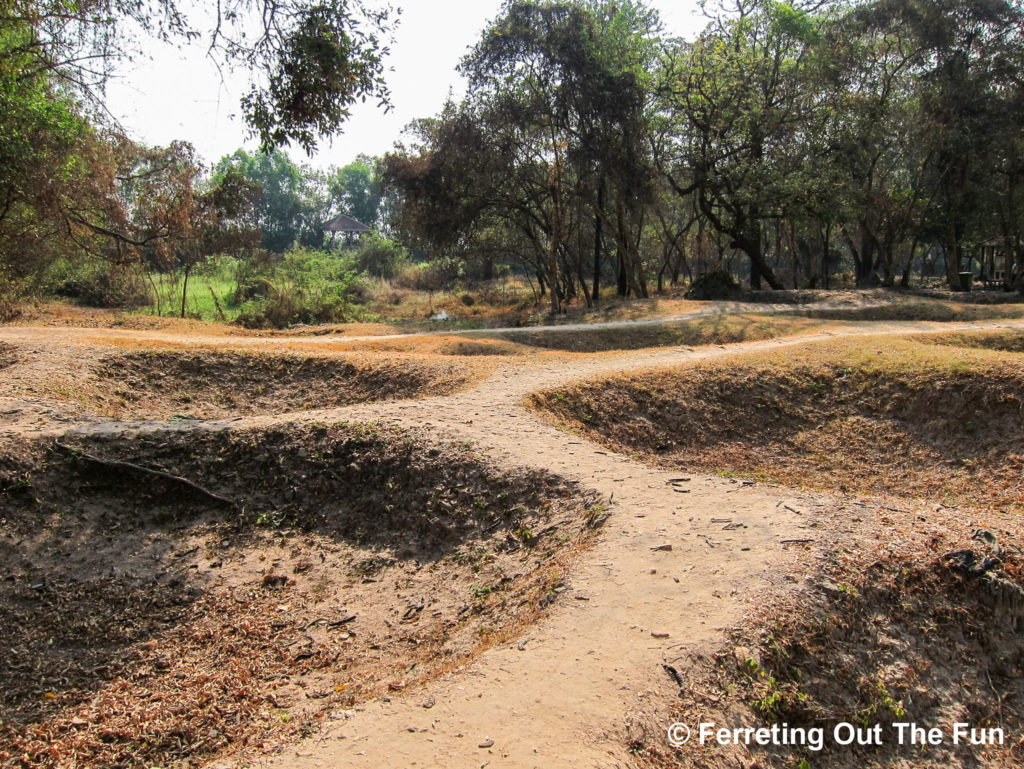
[531,337,1024,511]
[90,350,474,419]
[0,424,601,768]
[917,329,1024,354]
[788,300,1024,322]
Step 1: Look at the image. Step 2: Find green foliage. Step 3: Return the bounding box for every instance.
[1,0,398,314]
[240,2,396,154]
[328,155,385,228]
[351,233,408,279]
[45,259,151,309]
[0,18,93,285]
[213,149,324,253]
[234,247,365,328]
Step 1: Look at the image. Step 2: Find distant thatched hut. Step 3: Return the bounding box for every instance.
[322,214,371,246]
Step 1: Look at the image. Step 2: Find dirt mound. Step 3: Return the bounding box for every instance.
[0,424,601,768]
[789,301,1024,322]
[531,339,1024,511]
[337,336,526,356]
[639,522,1024,768]
[917,329,1024,354]
[495,314,821,353]
[436,338,523,356]
[90,350,474,419]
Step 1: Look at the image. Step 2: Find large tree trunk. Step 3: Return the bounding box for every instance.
[945,218,966,291]
[853,222,877,287]
[736,227,782,290]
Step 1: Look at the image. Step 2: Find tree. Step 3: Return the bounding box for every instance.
[805,0,932,286]
[383,1,664,311]
[4,0,397,154]
[1,0,396,303]
[213,149,327,252]
[659,0,826,290]
[328,155,385,228]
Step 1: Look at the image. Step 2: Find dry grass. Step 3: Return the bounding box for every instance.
[788,300,1024,323]
[531,335,1024,513]
[490,313,831,353]
[0,343,16,369]
[10,301,407,337]
[89,349,478,419]
[0,345,492,422]
[0,424,603,768]
[916,329,1024,354]
[322,334,533,357]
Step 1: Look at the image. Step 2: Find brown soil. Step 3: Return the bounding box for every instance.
[637,509,1024,769]
[328,335,530,356]
[0,343,482,423]
[790,301,1024,322]
[91,350,475,419]
[0,343,16,369]
[493,313,824,352]
[0,423,598,768]
[1,316,1023,769]
[531,337,1024,513]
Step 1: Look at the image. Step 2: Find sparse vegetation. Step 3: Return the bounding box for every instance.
[531,335,1024,511]
[0,424,599,768]
[640,516,1024,768]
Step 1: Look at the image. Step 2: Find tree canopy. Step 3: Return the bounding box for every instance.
[384,0,1024,296]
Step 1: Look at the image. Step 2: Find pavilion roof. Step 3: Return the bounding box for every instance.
[322,213,371,233]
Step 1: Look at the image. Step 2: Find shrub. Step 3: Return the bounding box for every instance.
[392,257,462,292]
[46,260,151,308]
[685,269,741,300]
[352,234,408,279]
[233,247,365,328]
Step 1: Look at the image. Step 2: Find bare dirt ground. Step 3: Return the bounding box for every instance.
[1,307,1023,769]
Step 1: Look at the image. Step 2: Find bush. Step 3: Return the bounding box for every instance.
[352,234,408,279]
[233,247,365,328]
[392,257,462,292]
[685,269,741,300]
[0,276,30,321]
[46,260,151,308]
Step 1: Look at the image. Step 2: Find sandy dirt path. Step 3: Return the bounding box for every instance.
[252,342,829,769]
[1,317,1022,768]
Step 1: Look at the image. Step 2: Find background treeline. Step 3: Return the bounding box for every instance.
[384,0,1024,310]
[2,0,1023,326]
[0,0,396,324]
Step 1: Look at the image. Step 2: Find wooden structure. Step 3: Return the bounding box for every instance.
[322,213,371,245]
[978,236,1017,287]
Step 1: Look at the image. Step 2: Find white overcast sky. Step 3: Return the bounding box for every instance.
[104,1,706,171]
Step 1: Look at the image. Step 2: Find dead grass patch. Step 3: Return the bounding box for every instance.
[0,343,16,369]
[531,337,1024,512]
[0,423,602,768]
[83,350,475,419]
[916,329,1024,354]
[788,300,1024,322]
[323,335,530,357]
[493,313,827,353]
